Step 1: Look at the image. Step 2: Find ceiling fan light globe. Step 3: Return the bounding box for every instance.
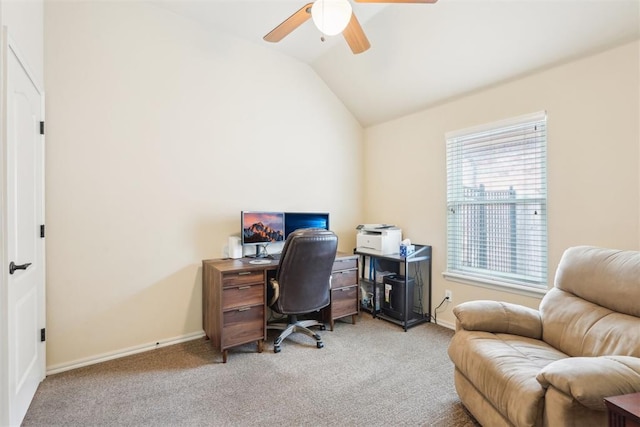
[311,0,353,36]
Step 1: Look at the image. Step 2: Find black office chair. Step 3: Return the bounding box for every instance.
[267,228,338,353]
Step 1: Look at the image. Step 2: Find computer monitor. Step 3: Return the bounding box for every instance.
[284,212,330,238]
[241,211,285,257]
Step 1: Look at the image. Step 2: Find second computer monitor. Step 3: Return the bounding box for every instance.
[284,212,330,238]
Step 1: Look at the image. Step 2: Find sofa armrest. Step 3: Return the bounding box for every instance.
[452,300,542,339]
[536,356,640,411]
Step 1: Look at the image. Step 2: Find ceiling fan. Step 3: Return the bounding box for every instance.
[263,0,438,55]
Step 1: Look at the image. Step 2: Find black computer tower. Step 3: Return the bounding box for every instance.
[382,274,415,321]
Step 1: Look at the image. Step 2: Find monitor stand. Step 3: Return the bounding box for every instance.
[247,244,270,259]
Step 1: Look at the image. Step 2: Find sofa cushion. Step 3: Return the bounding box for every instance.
[448,330,567,427]
[541,288,640,357]
[536,356,640,410]
[453,300,542,339]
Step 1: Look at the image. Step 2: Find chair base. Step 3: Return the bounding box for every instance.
[268,317,325,353]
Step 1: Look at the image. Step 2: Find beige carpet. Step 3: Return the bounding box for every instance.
[23,314,479,426]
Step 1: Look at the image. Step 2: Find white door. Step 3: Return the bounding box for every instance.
[4,34,46,426]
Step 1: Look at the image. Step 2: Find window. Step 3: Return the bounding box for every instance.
[445,111,547,291]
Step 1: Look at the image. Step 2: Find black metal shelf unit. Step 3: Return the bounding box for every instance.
[354,244,432,331]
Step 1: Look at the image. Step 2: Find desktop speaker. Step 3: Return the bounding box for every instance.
[228,236,243,259]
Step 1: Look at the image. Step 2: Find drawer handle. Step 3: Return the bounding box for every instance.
[237,307,251,312]
[342,287,351,291]
[238,286,251,290]
[238,272,251,276]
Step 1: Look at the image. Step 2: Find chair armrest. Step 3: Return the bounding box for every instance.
[452,300,542,339]
[267,278,280,307]
[536,356,640,411]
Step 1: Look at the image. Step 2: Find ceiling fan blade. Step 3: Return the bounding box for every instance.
[354,0,438,3]
[264,3,313,43]
[343,13,371,54]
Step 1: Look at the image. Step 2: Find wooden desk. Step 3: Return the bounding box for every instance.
[605,393,640,427]
[202,252,358,363]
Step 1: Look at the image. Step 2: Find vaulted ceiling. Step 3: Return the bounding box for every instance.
[153,0,640,127]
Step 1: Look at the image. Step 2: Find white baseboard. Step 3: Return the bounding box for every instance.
[435,319,456,330]
[46,330,206,376]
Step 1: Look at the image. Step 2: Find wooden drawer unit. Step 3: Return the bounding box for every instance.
[222,270,263,287]
[222,283,263,310]
[323,253,359,331]
[222,305,265,348]
[332,257,357,273]
[202,259,271,363]
[331,268,357,289]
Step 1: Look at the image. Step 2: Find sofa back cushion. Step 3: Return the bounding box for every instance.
[540,246,640,357]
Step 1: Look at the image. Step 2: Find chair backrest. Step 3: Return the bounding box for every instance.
[271,228,338,315]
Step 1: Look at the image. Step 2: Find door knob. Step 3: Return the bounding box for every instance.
[9,261,32,275]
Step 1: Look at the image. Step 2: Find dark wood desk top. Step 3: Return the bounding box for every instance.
[203,258,278,273]
[203,251,356,273]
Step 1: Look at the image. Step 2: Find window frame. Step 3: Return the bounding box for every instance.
[444,111,548,296]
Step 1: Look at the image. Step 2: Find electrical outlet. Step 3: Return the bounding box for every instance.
[445,290,453,302]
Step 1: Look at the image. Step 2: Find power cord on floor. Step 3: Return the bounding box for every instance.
[433,295,450,325]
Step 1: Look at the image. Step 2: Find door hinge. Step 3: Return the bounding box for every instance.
[40,121,44,135]
[40,328,46,342]
[40,224,45,238]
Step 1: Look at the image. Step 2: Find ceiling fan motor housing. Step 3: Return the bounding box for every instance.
[311,0,353,36]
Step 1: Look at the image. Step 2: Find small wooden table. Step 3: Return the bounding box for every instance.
[605,392,640,427]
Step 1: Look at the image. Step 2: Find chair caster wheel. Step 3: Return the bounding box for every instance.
[319,324,326,331]
[317,342,324,349]
[274,346,281,353]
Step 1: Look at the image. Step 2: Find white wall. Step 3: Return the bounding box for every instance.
[44,1,363,370]
[364,41,640,328]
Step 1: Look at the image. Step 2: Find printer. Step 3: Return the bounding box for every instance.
[356,224,402,255]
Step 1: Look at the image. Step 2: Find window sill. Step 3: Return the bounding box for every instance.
[442,271,548,299]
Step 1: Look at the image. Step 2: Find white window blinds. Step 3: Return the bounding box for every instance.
[445,111,548,289]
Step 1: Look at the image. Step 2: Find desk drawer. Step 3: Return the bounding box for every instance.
[222,270,264,287]
[222,305,265,348]
[223,284,264,310]
[332,257,357,272]
[330,285,358,317]
[331,269,357,289]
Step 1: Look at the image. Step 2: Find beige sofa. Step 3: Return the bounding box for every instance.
[447,246,640,427]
